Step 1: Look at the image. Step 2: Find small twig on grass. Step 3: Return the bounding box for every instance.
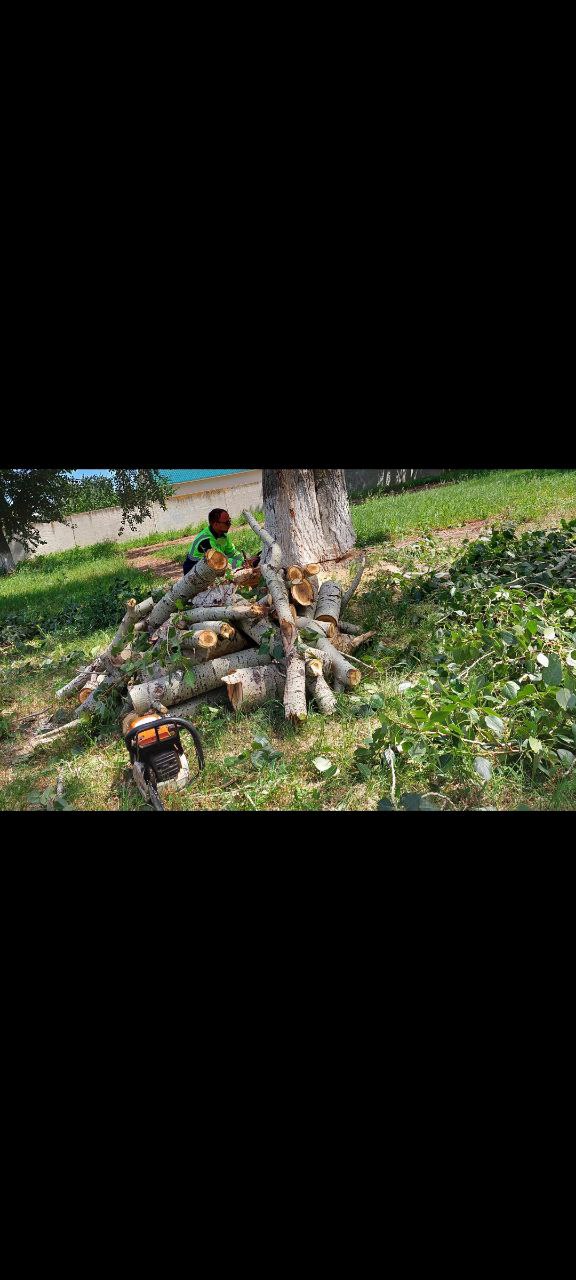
[386,749,397,808]
[421,792,458,810]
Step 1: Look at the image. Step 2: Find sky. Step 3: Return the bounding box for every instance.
[72,470,112,478]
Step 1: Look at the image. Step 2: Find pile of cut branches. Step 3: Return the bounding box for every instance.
[44,512,374,737]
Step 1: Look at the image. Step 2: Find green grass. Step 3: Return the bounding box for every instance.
[0,541,161,640]
[1,471,575,812]
[352,469,576,545]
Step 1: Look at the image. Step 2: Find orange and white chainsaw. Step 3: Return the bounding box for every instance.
[122,710,205,811]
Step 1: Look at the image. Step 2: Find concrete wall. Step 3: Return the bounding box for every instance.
[345,468,445,496]
[10,469,264,563]
[10,468,446,563]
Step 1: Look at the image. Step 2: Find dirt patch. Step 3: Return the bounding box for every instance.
[124,543,186,578]
[395,518,491,548]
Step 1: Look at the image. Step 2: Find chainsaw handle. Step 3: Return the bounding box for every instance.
[125,717,205,774]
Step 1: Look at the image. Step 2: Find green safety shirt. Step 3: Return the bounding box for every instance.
[187,526,245,569]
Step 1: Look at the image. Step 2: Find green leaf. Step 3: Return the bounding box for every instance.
[542,655,563,686]
[556,688,576,710]
[474,757,493,782]
[174,598,185,611]
[272,643,285,661]
[485,715,505,738]
[183,669,196,689]
[528,737,543,753]
[556,749,575,769]
[566,652,576,669]
[313,756,336,774]
[501,631,516,646]
[536,653,549,667]
[503,681,520,700]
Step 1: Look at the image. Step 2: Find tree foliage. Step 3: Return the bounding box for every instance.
[0,469,170,572]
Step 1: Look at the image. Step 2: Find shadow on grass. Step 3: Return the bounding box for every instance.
[0,563,159,639]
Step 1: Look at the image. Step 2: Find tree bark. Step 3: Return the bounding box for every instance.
[294,617,361,688]
[306,670,337,715]
[283,649,307,722]
[180,605,267,625]
[182,621,236,641]
[241,509,283,568]
[129,648,272,713]
[146,551,228,631]
[180,633,248,664]
[223,665,285,713]
[262,470,356,565]
[160,687,229,718]
[314,580,342,627]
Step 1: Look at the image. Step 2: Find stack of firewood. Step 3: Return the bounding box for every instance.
[52,510,373,728]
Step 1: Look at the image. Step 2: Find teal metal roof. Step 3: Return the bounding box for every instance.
[159,469,252,485]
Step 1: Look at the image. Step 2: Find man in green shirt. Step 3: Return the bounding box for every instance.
[183,508,261,576]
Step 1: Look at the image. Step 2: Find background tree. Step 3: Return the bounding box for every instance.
[0,469,170,574]
[262,470,356,565]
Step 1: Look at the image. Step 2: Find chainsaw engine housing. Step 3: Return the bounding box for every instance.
[123,713,195,807]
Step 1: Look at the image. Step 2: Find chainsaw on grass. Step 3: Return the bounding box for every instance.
[122,710,205,811]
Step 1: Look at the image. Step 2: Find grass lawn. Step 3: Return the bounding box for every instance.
[1,469,575,812]
[352,469,576,544]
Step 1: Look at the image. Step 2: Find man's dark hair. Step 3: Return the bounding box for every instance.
[209,508,230,524]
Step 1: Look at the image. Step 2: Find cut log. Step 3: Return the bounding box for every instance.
[294,617,361,688]
[184,621,236,641]
[241,509,283,569]
[290,579,314,607]
[334,631,376,655]
[185,629,219,651]
[261,564,296,648]
[314,580,343,628]
[338,621,362,635]
[129,648,272,714]
[231,566,262,588]
[304,563,321,577]
[78,674,102,703]
[108,600,140,657]
[235,614,280,648]
[286,566,304,584]
[299,573,319,618]
[341,552,367,609]
[146,551,228,632]
[306,670,337,715]
[161,686,229,718]
[283,649,307,722]
[56,657,106,700]
[223,665,285,713]
[74,668,125,717]
[180,634,248,664]
[134,597,155,620]
[180,605,267,626]
[191,583,239,610]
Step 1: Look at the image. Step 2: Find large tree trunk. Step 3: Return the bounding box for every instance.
[262,470,356,566]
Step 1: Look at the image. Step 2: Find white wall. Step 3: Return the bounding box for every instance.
[10,470,263,562]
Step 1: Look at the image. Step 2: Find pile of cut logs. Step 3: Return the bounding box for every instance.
[52,510,373,729]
